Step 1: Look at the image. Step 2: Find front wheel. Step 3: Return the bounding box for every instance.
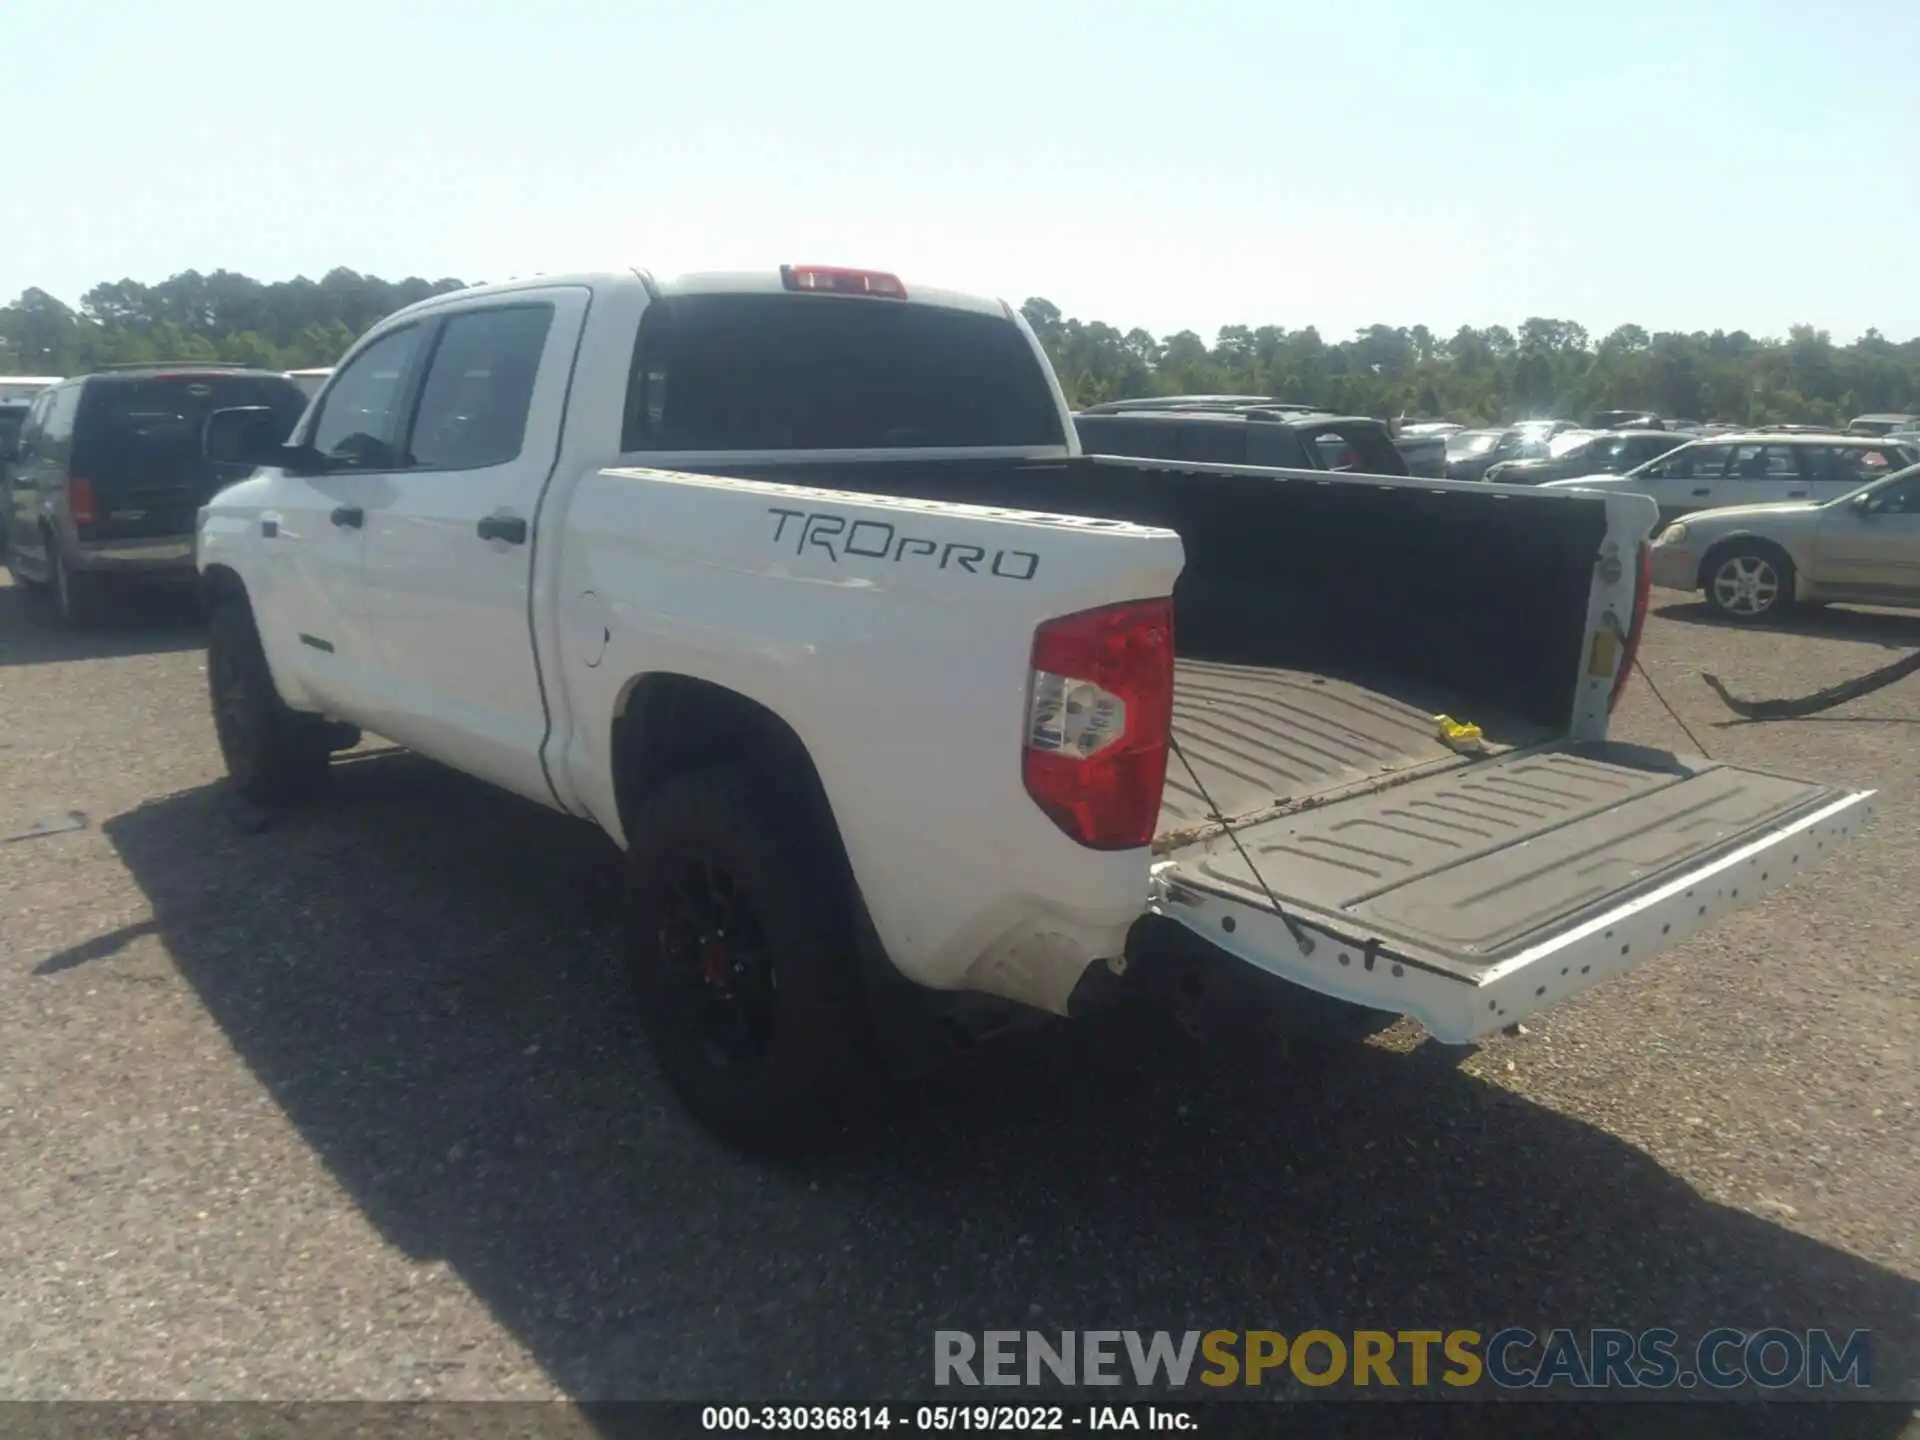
[207,600,333,805]
[625,764,874,1154]
[1705,545,1794,623]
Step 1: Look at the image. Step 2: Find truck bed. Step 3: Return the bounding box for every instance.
[1158,659,1555,848]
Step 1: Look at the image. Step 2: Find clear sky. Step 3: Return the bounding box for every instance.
[4,0,1916,344]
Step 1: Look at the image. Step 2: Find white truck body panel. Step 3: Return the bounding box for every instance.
[557,469,1184,1002]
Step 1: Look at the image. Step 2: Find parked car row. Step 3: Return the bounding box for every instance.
[1485,428,1688,485]
[1540,431,1919,522]
[1442,419,1583,482]
[1504,419,1920,624]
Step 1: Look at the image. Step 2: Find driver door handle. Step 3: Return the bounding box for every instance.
[476,514,528,545]
[1690,488,1712,497]
[330,505,364,529]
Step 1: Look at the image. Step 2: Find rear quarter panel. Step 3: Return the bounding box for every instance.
[555,466,1186,1003]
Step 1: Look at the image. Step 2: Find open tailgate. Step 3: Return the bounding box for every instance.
[1151,741,1874,1042]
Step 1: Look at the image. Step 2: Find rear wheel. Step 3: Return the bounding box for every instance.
[1704,544,1794,623]
[625,764,873,1154]
[51,539,105,628]
[207,600,332,805]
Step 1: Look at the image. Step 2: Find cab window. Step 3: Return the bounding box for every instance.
[406,305,554,471]
[307,326,430,470]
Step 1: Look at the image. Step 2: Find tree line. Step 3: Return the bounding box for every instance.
[2,268,1916,429]
[0,269,467,377]
[1023,300,1920,428]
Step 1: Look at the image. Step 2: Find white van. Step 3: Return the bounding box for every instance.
[0,376,62,406]
[1540,431,1920,523]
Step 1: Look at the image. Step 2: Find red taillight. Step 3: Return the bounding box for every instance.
[1610,541,1653,711]
[66,476,98,527]
[780,264,907,298]
[1022,598,1175,851]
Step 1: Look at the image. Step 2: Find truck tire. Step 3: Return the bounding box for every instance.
[206,599,333,805]
[624,763,874,1154]
[51,537,106,628]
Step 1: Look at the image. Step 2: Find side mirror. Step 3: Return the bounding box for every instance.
[203,406,293,469]
[203,405,331,475]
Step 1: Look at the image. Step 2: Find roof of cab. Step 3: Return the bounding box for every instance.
[381,268,1012,323]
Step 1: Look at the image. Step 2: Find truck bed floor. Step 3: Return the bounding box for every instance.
[1159,659,1549,843]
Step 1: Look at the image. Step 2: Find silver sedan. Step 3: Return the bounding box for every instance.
[1649,462,1920,622]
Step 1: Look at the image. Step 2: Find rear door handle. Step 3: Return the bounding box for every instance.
[1787,490,1808,498]
[476,514,528,545]
[330,505,364,529]
[1690,488,1713,497]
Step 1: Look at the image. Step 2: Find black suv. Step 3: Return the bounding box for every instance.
[1072,396,1412,477]
[2,364,309,625]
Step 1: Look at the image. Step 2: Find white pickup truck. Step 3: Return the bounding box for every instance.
[195,264,1874,1151]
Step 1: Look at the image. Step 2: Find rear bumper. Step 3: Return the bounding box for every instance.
[1149,788,1874,1043]
[70,535,195,575]
[1649,546,1698,592]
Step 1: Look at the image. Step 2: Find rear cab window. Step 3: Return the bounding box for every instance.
[621,295,1065,451]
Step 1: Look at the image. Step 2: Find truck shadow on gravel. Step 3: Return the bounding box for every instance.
[0,576,204,667]
[88,752,1920,1426]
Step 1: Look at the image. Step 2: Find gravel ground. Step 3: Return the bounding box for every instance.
[1,570,1917,1420]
